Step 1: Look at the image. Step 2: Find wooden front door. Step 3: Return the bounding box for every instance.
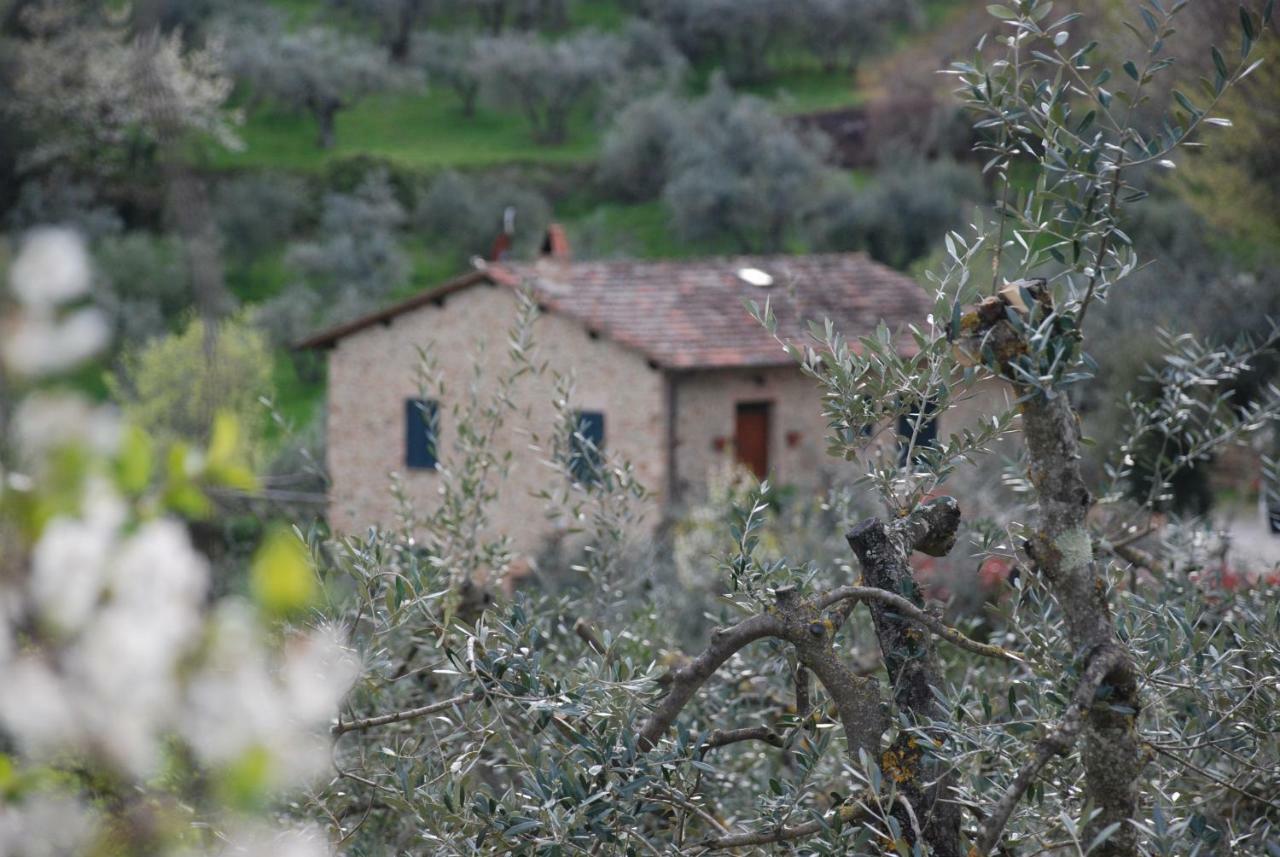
[735,402,771,479]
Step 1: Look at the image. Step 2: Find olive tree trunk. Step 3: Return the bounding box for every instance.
[1020,390,1143,857]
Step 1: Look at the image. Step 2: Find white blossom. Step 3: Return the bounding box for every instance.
[29,516,114,634]
[0,793,98,857]
[0,657,78,759]
[2,307,111,377]
[8,228,91,308]
[199,823,332,857]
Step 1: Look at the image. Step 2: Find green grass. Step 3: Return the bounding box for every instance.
[206,90,601,172]
[227,251,291,304]
[265,351,325,443]
[744,67,864,113]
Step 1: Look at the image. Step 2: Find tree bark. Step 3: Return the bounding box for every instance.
[1019,390,1142,857]
[315,103,339,150]
[846,496,963,857]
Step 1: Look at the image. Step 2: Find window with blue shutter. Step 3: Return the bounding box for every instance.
[897,400,939,466]
[569,410,605,484]
[405,398,439,470]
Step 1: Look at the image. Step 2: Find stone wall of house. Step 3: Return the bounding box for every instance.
[325,281,667,555]
[670,367,1012,503]
[671,366,841,499]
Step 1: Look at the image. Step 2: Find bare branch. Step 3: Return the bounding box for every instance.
[331,691,481,735]
[695,804,868,851]
[816,585,1023,662]
[637,612,784,750]
[701,725,784,751]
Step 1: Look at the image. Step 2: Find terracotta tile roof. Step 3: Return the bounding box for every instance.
[296,253,930,368]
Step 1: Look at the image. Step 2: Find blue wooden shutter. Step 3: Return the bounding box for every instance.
[570,411,605,483]
[405,398,439,470]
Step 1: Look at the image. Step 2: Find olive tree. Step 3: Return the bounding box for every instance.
[334,0,433,62]
[474,30,622,144]
[259,169,408,345]
[601,79,846,251]
[798,0,918,74]
[222,16,401,149]
[307,3,1280,856]
[411,29,482,116]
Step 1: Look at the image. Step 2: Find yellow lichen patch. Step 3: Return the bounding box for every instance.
[880,740,921,785]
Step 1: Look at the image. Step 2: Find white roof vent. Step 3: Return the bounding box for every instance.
[736,267,774,288]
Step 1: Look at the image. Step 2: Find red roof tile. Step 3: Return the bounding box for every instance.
[296,253,931,368]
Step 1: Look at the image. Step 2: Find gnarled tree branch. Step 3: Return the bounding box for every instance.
[637,612,784,750]
[845,495,965,857]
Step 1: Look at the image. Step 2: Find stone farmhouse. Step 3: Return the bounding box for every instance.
[298,232,978,549]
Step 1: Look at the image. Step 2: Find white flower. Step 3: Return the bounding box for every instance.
[280,624,360,725]
[109,519,209,616]
[2,307,111,377]
[198,822,333,857]
[30,516,114,634]
[181,606,354,788]
[0,793,98,857]
[11,394,122,464]
[0,657,78,758]
[8,228,91,308]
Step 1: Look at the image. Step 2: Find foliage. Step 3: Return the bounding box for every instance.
[659,80,842,252]
[600,79,853,251]
[473,29,623,144]
[334,0,433,61]
[213,171,312,265]
[642,0,917,84]
[596,91,684,201]
[107,314,274,457]
[94,230,193,342]
[220,12,403,148]
[260,168,408,344]
[411,28,483,116]
[813,157,984,269]
[1175,51,1280,248]
[415,168,551,261]
[4,170,123,241]
[6,1,239,173]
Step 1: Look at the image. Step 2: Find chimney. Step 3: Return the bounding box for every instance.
[540,223,570,261]
[488,206,517,261]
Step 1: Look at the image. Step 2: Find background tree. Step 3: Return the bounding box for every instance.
[107,314,273,455]
[643,0,795,84]
[259,169,408,345]
[223,16,401,149]
[812,157,983,268]
[335,0,433,62]
[415,168,551,261]
[7,2,238,173]
[410,28,482,116]
[798,0,915,74]
[474,29,622,144]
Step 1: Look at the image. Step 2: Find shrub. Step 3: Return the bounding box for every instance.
[813,157,984,269]
[213,172,311,264]
[107,314,274,456]
[94,231,192,342]
[261,169,408,345]
[415,169,551,261]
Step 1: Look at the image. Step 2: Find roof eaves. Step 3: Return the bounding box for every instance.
[292,268,494,351]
